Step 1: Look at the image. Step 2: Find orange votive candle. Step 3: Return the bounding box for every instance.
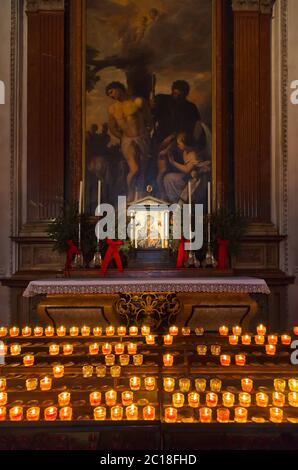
[239,392,251,407]
[281,334,291,345]
[257,324,266,336]
[229,335,238,345]
[121,391,133,406]
[0,407,6,420]
[220,354,231,366]
[268,334,278,345]
[165,407,177,423]
[53,365,64,378]
[200,407,212,423]
[57,326,66,337]
[232,325,242,336]
[143,405,155,420]
[127,343,137,355]
[117,326,126,336]
[9,326,19,337]
[44,406,57,421]
[23,354,34,367]
[256,392,269,407]
[219,325,229,336]
[111,405,123,420]
[40,376,52,391]
[0,378,6,391]
[59,406,72,421]
[217,407,230,423]
[270,407,283,423]
[145,335,155,345]
[22,326,32,337]
[188,392,200,408]
[89,391,102,406]
[255,335,265,345]
[235,354,246,366]
[69,326,79,337]
[163,353,173,367]
[126,404,138,420]
[89,343,99,355]
[169,325,178,336]
[130,376,141,391]
[206,392,218,407]
[26,407,40,421]
[293,326,298,336]
[0,327,7,337]
[144,377,156,391]
[10,406,23,421]
[58,392,71,406]
[0,392,7,406]
[34,326,43,337]
[102,343,112,355]
[10,343,21,356]
[105,325,114,336]
[163,334,173,345]
[105,390,117,406]
[272,392,285,407]
[241,378,253,392]
[164,377,175,392]
[63,344,73,355]
[94,406,106,420]
[265,344,276,355]
[49,344,59,355]
[93,326,102,337]
[241,334,251,345]
[141,325,150,336]
[114,343,125,355]
[81,325,91,337]
[234,407,247,423]
[45,325,54,337]
[129,326,138,336]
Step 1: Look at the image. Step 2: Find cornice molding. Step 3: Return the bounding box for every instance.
[26,0,65,12]
[232,0,276,14]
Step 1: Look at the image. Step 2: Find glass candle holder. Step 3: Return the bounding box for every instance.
[0,378,6,391]
[272,392,285,407]
[23,354,34,367]
[163,335,173,346]
[165,407,177,423]
[232,325,242,336]
[105,326,115,336]
[111,405,123,420]
[127,343,137,355]
[0,343,6,356]
[40,376,52,391]
[119,354,130,366]
[241,335,251,345]
[281,334,291,345]
[169,325,178,336]
[0,327,7,337]
[33,326,43,337]
[211,344,221,356]
[288,378,298,392]
[89,343,99,355]
[59,406,72,421]
[217,407,230,423]
[90,391,102,406]
[195,327,204,336]
[172,392,185,408]
[256,392,269,407]
[94,406,106,420]
[164,377,175,392]
[206,392,218,407]
[63,344,73,355]
[10,343,21,356]
[257,324,266,336]
[268,334,278,345]
[241,378,253,392]
[129,326,138,336]
[26,378,38,391]
[117,326,126,336]
[235,354,246,366]
[44,406,57,421]
[0,392,7,406]
[93,326,102,337]
[130,376,141,391]
[49,344,59,356]
[220,354,231,367]
[0,407,6,420]
[196,344,207,356]
[57,326,66,337]
[82,364,93,377]
[96,365,106,377]
[70,326,79,337]
[163,353,173,367]
[265,344,276,355]
[234,407,247,423]
[288,392,298,407]
[182,327,191,336]
[200,407,212,423]
[27,406,40,421]
[255,335,265,345]
[274,378,286,392]
[143,405,155,420]
[229,335,238,346]
[239,392,251,407]
[270,407,283,423]
[9,326,19,337]
[10,406,23,421]
[293,326,298,336]
[210,378,222,392]
[222,392,235,408]
[105,354,115,366]
[110,365,121,378]
[141,325,150,336]
[81,325,91,337]
[105,390,117,406]
[58,392,71,406]
[133,354,143,366]
[179,378,191,392]
[219,325,229,336]
[22,326,32,337]
[188,392,200,408]
[115,343,125,355]
[126,404,138,420]
[121,391,133,406]
[195,378,207,392]
[102,343,112,355]
[145,335,155,345]
[144,377,156,391]
[53,365,64,378]
[45,326,54,337]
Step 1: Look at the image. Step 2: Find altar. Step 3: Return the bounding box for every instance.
[24,276,270,331]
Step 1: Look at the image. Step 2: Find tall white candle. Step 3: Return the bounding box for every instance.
[164,211,169,248]
[78,180,83,215]
[97,180,101,209]
[188,181,192,240]
[207,181,211,215]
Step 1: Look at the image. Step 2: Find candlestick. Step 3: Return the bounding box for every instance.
[79,180,83,215]
[207,181,211,215]
[97,180,101,213]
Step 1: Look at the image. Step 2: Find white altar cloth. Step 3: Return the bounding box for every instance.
[23,277,270,297]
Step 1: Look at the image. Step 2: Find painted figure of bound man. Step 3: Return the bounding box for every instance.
[106,81,153,202]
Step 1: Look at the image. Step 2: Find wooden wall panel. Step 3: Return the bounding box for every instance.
[234,10,271,221]
[27,10,64,221]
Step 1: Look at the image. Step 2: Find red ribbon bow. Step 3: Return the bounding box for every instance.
[100,239,124,274]
[64,239,81,276]
[176,237,189,268]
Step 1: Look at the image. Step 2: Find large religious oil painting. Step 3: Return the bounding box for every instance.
[84,0,213,214]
